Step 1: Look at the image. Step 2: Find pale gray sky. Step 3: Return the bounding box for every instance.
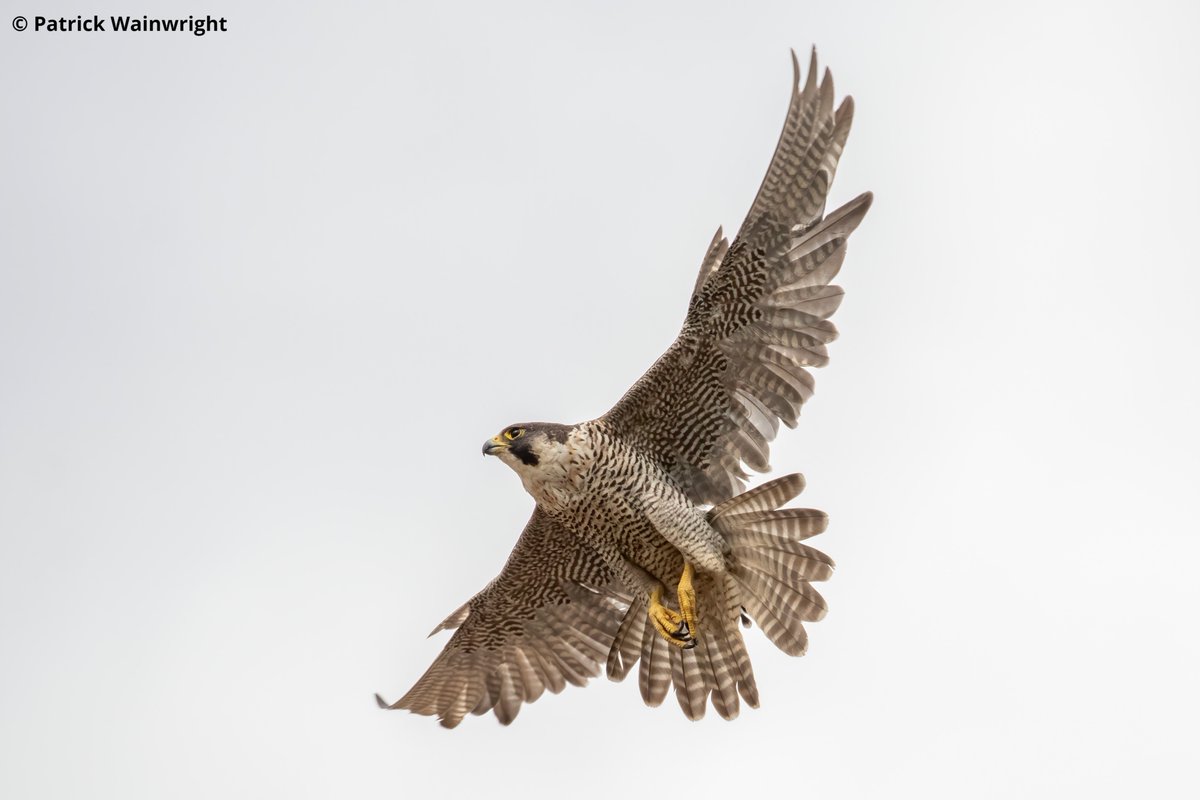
[2,1,1198,798]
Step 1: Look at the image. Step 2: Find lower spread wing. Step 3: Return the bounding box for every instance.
[378,508,628,728]
[601,50,872,506]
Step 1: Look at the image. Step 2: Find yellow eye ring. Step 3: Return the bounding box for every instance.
[503,427,525,441]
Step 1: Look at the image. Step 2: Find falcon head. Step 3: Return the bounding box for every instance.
[482,423,572,473]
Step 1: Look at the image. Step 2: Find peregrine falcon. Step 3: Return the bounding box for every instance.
[377,49,872,727]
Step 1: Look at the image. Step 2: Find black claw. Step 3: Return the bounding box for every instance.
[669,620,696,646]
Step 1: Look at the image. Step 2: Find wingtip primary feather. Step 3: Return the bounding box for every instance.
[428,600,471,637]
[804,47,819,95]
[837,94,855,123]
[821,191,874,234]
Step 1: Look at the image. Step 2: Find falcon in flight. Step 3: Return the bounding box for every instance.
[378,49,872,726]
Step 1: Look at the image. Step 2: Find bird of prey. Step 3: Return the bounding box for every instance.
[377,49,872,727]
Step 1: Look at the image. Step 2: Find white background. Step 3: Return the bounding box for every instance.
[2,1,1198,797]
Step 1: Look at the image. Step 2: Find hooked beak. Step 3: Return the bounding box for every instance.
[482,436,508,456]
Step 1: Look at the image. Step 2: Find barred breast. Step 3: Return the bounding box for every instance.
[525,422,729,590]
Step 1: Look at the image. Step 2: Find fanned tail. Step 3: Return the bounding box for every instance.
[710,473,831,657]
[604,472,826,720]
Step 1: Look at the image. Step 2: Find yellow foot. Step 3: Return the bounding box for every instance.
[648,584,695,649]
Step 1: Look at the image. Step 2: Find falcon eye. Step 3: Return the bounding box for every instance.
[504,427,525,441]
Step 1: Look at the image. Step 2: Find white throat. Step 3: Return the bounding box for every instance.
[513,428,591,511]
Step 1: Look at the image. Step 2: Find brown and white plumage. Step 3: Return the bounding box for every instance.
[378,49,871,727]
[603,49,871,506]
[377,508,629,727]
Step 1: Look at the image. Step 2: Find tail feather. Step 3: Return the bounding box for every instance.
[736,569,812,655]
[717,507,828,541]
[704,633,740,720]
[637,624,672,707]
[669,642,710,720]
[702,573,749,719]
[737,542,834,585]
[733,638,760,708]
[709,473,806,519]
[606,596,647,681]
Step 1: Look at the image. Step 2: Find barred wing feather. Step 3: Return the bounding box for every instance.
[377,509,628,728]
[601,49,872,505]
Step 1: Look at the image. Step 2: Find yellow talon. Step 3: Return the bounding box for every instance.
[648,584,694,649]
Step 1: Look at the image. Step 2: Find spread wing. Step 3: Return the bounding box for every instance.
[600,49,872,505]
[377,508,629,728]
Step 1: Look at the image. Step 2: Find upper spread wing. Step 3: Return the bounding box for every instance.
[378,508,629,728]
[600,49,872,505]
